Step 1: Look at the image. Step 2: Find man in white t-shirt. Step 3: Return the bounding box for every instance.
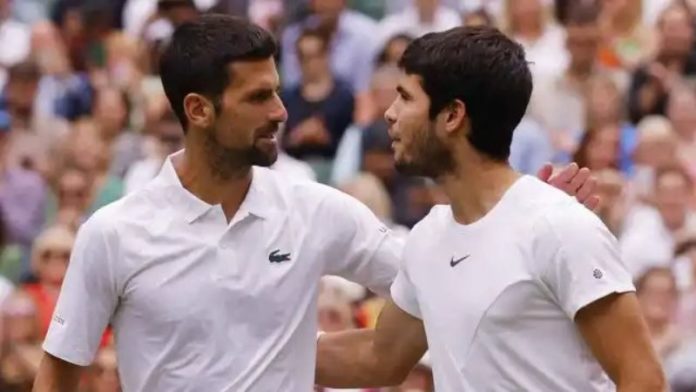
[32,16,597,392]
[316,26,665,391]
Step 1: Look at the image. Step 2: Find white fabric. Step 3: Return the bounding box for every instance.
[0,18,31,88]
[515,24,568,82]
[43,151,402,392]
[376,6,462,51]
[271,153,317,182]
[619,205,696,278]
[391,175,635,391]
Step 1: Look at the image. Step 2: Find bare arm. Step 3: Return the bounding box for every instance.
[32,353,83,392]
[575,293,667,392]
[316,299,428,388]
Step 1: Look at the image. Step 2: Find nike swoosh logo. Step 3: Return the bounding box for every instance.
[450,255,470,267]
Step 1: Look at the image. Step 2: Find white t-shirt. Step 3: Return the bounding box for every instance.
[391,175,635,391]
[43,151,402,392]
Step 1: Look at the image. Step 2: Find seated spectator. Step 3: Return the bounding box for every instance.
[573,123,621,172]
[529,3,619,157]
[674,233,696,331]
[375,0,461,54]
[594,168,629,236]
[503,0,567,79]
[0,291,42,390]
[628,3,696,124]
[0,210,25,284]
[375,33,413,67]
[636,267,686,360]
[281,29,354,182]
[281,0,377,124]
[631,115,679,199]
[0,110,46,273]
[92,87,144,179]
[597,0,654,71]
[124,108,184,194]
[0,0,31,89]
[48,166,92,230]
[621,166,696,277]
[22,225,74,337]
[509,116,554,175]
[666,84,696,179]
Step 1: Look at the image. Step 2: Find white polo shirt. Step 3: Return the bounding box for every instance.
[391,175,635,392]
[43,152,402,392]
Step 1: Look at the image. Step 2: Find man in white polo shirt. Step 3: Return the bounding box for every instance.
[316,27,666,391]
[33,16,597,392]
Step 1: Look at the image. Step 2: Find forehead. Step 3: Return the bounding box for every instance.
[399,73,427,97]
[226,58,280,93]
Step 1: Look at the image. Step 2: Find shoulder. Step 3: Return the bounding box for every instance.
[404,204,450,247]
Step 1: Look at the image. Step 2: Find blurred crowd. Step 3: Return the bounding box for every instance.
[0,0,695,390]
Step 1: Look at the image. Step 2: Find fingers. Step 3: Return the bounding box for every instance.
[575,174,597,203]
[536,163,553,182]
[584,195,601,212]
[567,167,591,195]
[552,162,579,186]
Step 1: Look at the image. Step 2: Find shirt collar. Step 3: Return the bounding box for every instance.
[154,150,273,223]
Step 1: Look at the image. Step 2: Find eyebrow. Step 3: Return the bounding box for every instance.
[396,85,412,99]
[244,85,281,100]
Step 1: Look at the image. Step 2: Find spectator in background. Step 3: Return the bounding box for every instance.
[631,115,680,199]
[628,2,696,124]
[0,209,22,285]
[0,291,42,390]
[123,108,183,193]
[573,123,621,172]
[281,0,377,124]
[503,0,567,79]
[375,34,413,67]
[636,267,685,360]
[621,166,696,277]
[0,0,31,89]
[375,0,461,55]
[529,2,605,157]
[675,234,696,330]
[50,166,91,231]
[508,116,553,175]
[281,29,354,182]
[594,168,629,235]
[584,75,637,174]
[22,225,74,338]
[0,110,46,276]
[598,0,654,71]
[666,84,696,178]
[92,87,143,179]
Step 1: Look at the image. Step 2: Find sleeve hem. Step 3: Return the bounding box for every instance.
[391,287,423,320]
[42,340,93,367]
[568,283,636,320]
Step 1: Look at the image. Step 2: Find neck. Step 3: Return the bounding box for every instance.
[417,6,437,24]
[302,74,334,100]
[567,63,594,80]
[177,141,252,220]
[438,159,520,225]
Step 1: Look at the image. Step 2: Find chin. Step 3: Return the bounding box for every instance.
[251,150,278,167]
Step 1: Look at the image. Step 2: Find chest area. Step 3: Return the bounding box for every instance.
[115,213,322,331]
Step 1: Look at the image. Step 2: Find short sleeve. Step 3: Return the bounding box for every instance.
[42,213,120,366]
[319,190,403,297]
[537,204,636,320]
[390,261,422,319]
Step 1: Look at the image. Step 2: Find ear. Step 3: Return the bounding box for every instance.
[183,93,215,129]
[444,99,467,135]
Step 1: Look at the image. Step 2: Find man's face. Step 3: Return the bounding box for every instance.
[655,172,691,229]
[199,58,287,177]
[566,24,600,71]
[385,73,454,178]
[298,36,329,82]
[95,89,127,136]
[311,0,346,19]
[667,90,696,139]
[659,7,694,58]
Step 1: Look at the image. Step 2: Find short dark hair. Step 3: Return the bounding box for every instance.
[159,14,277,131]
[565,1,600,26]
[398,26,532,161]
[8,61,41,84]
[296,28,330,57]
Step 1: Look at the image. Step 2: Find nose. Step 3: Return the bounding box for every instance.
[384,101,397,125]
[271,94,288,123]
